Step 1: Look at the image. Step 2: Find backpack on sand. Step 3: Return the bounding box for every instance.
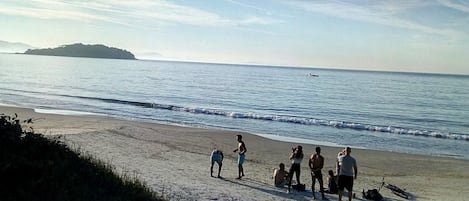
[362,189,383,201]
[293,184,306,192]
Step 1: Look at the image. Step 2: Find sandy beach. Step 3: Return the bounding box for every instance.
[2,105,468,201]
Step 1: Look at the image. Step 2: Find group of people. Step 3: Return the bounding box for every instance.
[210,135,246,179]
[273,146,357,201]
[210,135,358,201]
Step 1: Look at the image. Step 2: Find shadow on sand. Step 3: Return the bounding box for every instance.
[220,177,314,200]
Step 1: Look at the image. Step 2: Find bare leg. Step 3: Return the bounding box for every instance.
[287,168,294,192]
[237,164,243,179]
[338,190,343,201]
[319,178,325,199]
[296,169,301,185]
[348,191,352,201]
[311,176,316,198]
[210,161,215,177]
[218,162,222,177]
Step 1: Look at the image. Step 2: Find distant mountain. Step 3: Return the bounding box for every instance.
[0,40,36,53]
[24,43,136,60]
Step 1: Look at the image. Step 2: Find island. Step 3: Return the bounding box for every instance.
[24,43,136,60]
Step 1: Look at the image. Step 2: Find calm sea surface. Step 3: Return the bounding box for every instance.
[1,54,468,159]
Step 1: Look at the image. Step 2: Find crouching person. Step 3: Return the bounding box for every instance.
[210,149,224,178]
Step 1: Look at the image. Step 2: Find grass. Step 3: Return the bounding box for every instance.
[0,114,166,201]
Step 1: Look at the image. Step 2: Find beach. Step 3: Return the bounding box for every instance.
[2,105,468,201]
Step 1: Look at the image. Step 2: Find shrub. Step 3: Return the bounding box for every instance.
[0,114,164,201]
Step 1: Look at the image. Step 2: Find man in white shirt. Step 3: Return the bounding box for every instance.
[336,147,357,201]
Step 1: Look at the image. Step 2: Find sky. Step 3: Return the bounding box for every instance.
[0,0,468,75]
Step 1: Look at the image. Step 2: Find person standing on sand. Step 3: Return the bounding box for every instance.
[309,146,326,200]
[287,145,304,193]
[233,135,247,179]
[337,147,357,201]
[210,149,224,178]
[336,148,345,175]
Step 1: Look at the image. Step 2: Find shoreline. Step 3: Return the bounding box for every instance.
[6,104,466,161]
[2,105,469,200]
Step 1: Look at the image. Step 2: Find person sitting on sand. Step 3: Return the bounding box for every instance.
[326,169,338,194]
[273,163,289,187]
[210,149,224,178]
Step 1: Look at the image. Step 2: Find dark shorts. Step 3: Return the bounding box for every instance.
[338,175,354,191]
[311,170,323,182]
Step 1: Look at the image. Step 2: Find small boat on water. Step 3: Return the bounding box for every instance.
[308,73,319,77]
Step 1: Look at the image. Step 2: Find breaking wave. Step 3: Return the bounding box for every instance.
[71,95,469,141]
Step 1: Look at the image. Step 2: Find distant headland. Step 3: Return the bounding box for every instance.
[24,43,136,60]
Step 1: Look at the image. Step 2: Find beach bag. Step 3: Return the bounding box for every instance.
[293,183,306,192]
[363,189,383,201]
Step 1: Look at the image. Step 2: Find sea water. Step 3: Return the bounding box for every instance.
[1,54,468,159]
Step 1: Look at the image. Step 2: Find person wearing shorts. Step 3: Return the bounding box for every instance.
[233,135,247,179]
[309,146,325,199]
[337,147,357,201]
[210,149,224,178]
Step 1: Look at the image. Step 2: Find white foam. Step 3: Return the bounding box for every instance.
[256,133,344,148]
[34,108,102,116]
[0,102,20,107]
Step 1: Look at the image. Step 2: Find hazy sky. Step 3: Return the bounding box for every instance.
[1,0,468,74]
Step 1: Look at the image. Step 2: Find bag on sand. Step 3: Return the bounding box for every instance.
[293,184,306,192]
[363,189,383,201]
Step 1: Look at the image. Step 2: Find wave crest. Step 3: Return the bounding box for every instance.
[83,96,468,141]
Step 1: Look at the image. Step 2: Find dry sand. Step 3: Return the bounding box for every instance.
[2,105,468,201]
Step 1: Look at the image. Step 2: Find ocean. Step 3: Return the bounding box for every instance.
[1,53,468,160]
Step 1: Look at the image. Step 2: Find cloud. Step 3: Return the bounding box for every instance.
[0,0,281,27]
[437,0,469,13]
[285,0,465,38]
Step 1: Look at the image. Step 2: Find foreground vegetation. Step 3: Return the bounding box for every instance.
[0,114,164,201]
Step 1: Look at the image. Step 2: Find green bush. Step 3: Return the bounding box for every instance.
[0,114,165,201]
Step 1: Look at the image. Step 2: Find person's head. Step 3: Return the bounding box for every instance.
[236,135,242,142]
[345,147,351,156]
[338,148,345,157]
[279,163,285,170]
[297,145,302,151]
[294,145,303,158]
[328,170,334,177]
[315,146,321,154]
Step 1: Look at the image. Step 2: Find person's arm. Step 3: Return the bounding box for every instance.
[308,156,313,169]
[354,163,358,179]
[289,152,295,160]
[336,160,340,175]
[221,152,224,160]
